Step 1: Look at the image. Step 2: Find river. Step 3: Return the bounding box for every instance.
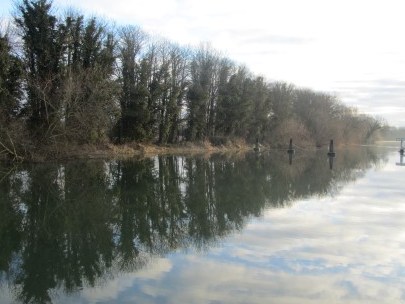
[0,144,404,303]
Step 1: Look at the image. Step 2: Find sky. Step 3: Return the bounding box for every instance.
[1,0,405,127]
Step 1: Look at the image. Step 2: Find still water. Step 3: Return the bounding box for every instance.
[0,145,404,304]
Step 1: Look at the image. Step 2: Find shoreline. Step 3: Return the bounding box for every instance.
[1,140,374,163]
[0,141,256,163]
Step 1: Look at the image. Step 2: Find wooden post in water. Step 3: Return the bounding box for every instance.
[397,138,404,155]
[287,138,295,154]
[327,139,336,157]
[327,140,335,170]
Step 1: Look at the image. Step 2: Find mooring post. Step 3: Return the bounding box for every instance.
[327,139,336,157]
[397,138,404,155]
[287,138,295,154]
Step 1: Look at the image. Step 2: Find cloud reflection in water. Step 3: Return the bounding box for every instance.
[105,152,405,304]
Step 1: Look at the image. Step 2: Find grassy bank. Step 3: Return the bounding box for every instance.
[0,140,254,162]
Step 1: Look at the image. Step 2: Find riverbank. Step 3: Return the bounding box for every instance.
[1,134,347,163]
[0,140,255,162]
[106,141,253,159]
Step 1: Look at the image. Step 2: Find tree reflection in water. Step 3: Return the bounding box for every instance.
[0,148,386,303]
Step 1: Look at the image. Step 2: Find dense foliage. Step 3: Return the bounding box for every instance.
[0,0,384,159]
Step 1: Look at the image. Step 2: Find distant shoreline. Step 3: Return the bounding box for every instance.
[1,140,371,163]
[0,141,255,163]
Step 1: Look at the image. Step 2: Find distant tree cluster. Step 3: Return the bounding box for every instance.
[0,0,385,159]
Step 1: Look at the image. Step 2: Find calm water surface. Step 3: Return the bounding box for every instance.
[0,145,404,304]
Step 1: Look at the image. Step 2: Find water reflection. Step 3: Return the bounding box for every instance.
[328,155,334,170]
[396,153,405,166]
[0,148,388,303]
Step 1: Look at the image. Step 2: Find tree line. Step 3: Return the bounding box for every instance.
[0,0,385,159]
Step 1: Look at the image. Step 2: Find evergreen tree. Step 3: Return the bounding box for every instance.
[15,0,65,139]
[216,66,254,138]
[118,25,145,142]
[0,33,22,123]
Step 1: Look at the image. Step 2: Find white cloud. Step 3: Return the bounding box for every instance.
[123,255,404,304]
[83,258,171,302]
[53,258,172,304]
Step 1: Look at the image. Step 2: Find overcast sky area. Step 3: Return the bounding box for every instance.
[1,0,405,127]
